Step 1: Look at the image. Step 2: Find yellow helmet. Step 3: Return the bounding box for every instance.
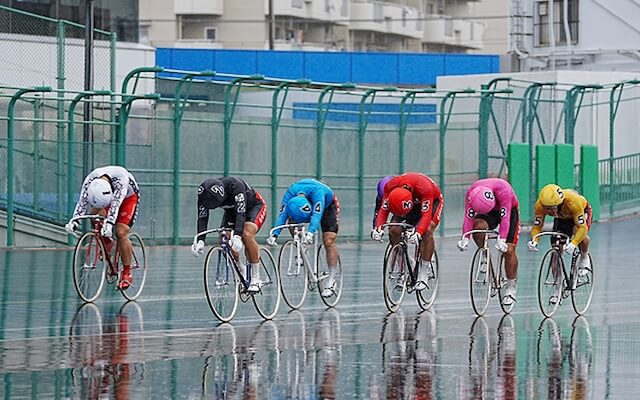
[539,184,564,207]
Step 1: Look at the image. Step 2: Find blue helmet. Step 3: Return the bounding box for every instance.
[286,196,312,223]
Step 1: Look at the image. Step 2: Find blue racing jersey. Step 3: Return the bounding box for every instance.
[272,179,334,236]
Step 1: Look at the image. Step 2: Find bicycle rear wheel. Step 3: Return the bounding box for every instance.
[278,240,308,310]
[497,254,515,314]
[317,244,343,308]
[537,249,564,318]
[571,253,594,315]
[417,250,439,311]
[120,233,147,301]
[469,247,491,316]
[204,246,240,322]
[252,247,281,320]
[383,243,407,312]
[72,232,107,302]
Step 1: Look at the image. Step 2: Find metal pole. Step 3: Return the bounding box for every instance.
[83,0,94,175]
[268,0,275,50]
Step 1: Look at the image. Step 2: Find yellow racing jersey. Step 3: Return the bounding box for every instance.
[531,189,590,245]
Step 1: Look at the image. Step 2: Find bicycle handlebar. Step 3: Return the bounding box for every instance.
[462,229,499,240]
[68,215,106,238]
[269,223,306,237]
[532,231,571,242]
[193,228,233,244]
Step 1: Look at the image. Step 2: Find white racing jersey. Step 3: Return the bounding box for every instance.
[72,165,140,225]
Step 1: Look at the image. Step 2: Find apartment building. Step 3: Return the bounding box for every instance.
[509,0,640,71]
[139,0,486,53]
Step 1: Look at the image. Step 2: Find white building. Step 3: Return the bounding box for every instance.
[139,0,487,53]
[510,0,640,71]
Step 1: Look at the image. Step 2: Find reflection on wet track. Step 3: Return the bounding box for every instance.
[0,217,638,398]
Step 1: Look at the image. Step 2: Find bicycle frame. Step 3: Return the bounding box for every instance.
[269,224,321,286]
[71,215,119,274]
[462,229,500,289]
[194,228,252,290]
[380,222,420,285]
[533,231,578,293]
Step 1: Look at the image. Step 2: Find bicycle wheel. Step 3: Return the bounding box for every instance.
[537,249,564,318]
[383,243,407,312]
[469,247,491,316]
[72,231,107,302]
[317,244,343,308]
[571,253,594,315]
[252,247,281,320]
[497,253,515,314]
[417,250,439,311]
[204,246,240,322]
[278,240,308,310]
[120,233,147,301]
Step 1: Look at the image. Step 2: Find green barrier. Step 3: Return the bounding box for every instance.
[536,143,556,200]
[580,145,600,221]
[508,143,531,221]
[555,144,575,188]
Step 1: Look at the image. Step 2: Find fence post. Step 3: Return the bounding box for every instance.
[580,145,600,221]
[399,89,435,174]
[507,143,531,221]
[555,143,575,188]
[56,21,66,219]
[6,86,52,246]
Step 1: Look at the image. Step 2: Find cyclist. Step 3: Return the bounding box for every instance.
[528,184,592,276]
[371,172,444,291]
[371,175,394,234]
[65,165,140,290]
[267,178,341,298]
[457,178,520,306]
[191,177,267,293]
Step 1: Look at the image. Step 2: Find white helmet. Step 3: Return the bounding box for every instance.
[87,179,113,208]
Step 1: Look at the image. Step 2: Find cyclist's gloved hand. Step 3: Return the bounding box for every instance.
[527,240,538,252]
[191,240,205,257]
[370,228,383,241]
[229,234,243,252]
[266,235,278,247]
[303,231,314,244]
[457,237,469,252]
[101,222,114,239]
[495,238,508,253]
[564,242,578,256]
[65,220,78,235]
[409,231,422,245]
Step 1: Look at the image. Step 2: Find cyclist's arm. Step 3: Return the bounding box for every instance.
[105,177,127,225]
[230,183,247,236]
[308,195,325,234]
[415,198,434,235]
[271,192,293,237]
[197,203,210,241]
[496,196,513,240]
[72,175,93,218]
[530,202,545,242]
[374,198,390,229]
[462,206,475,236]
[372,194,383,228]
[571,211,589,245]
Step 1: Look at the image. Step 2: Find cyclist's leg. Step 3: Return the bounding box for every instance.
[320,200,340,297]
[471,216,491,247]
[504,207,520,280]
[388,215,405,244]
[114,194,138,288]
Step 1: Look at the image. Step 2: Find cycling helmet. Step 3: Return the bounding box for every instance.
[539,184,564,207]
[467,185,495,214]
[286,196,312,223]
[387,187,413,216]
[87,178,113,208]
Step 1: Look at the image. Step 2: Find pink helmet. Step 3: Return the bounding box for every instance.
[467,185,495,214]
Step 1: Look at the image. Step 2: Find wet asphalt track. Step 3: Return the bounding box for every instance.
[1,216,639,399]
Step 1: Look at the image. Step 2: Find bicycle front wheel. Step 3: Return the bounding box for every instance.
[469,247,491,316]
[537,249,564,318]
[204,246,240,322]
[278,240,308,310]
[571,253,594,315]
[120,233,147,301]
[317,244,343,308]
[417,250,439,311]
[72,232,107,302]
[497,253,514,314]
[252,247,281,320]
[383,243,407,313]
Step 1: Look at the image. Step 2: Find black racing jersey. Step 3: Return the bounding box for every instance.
[197,177,261,239]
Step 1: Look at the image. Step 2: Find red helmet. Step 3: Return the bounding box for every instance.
[388,188,413,216]
[467,185,495,214]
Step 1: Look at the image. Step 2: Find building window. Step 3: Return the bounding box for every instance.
[535,0,579,46]
[204,27,216,41]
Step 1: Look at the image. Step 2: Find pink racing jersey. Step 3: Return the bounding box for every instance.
[462,178,519,240]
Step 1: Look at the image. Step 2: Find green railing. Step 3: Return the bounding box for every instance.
[599,153,640,216]
[3,68,640,246]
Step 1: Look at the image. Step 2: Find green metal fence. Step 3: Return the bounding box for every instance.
[3,67,640,246]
